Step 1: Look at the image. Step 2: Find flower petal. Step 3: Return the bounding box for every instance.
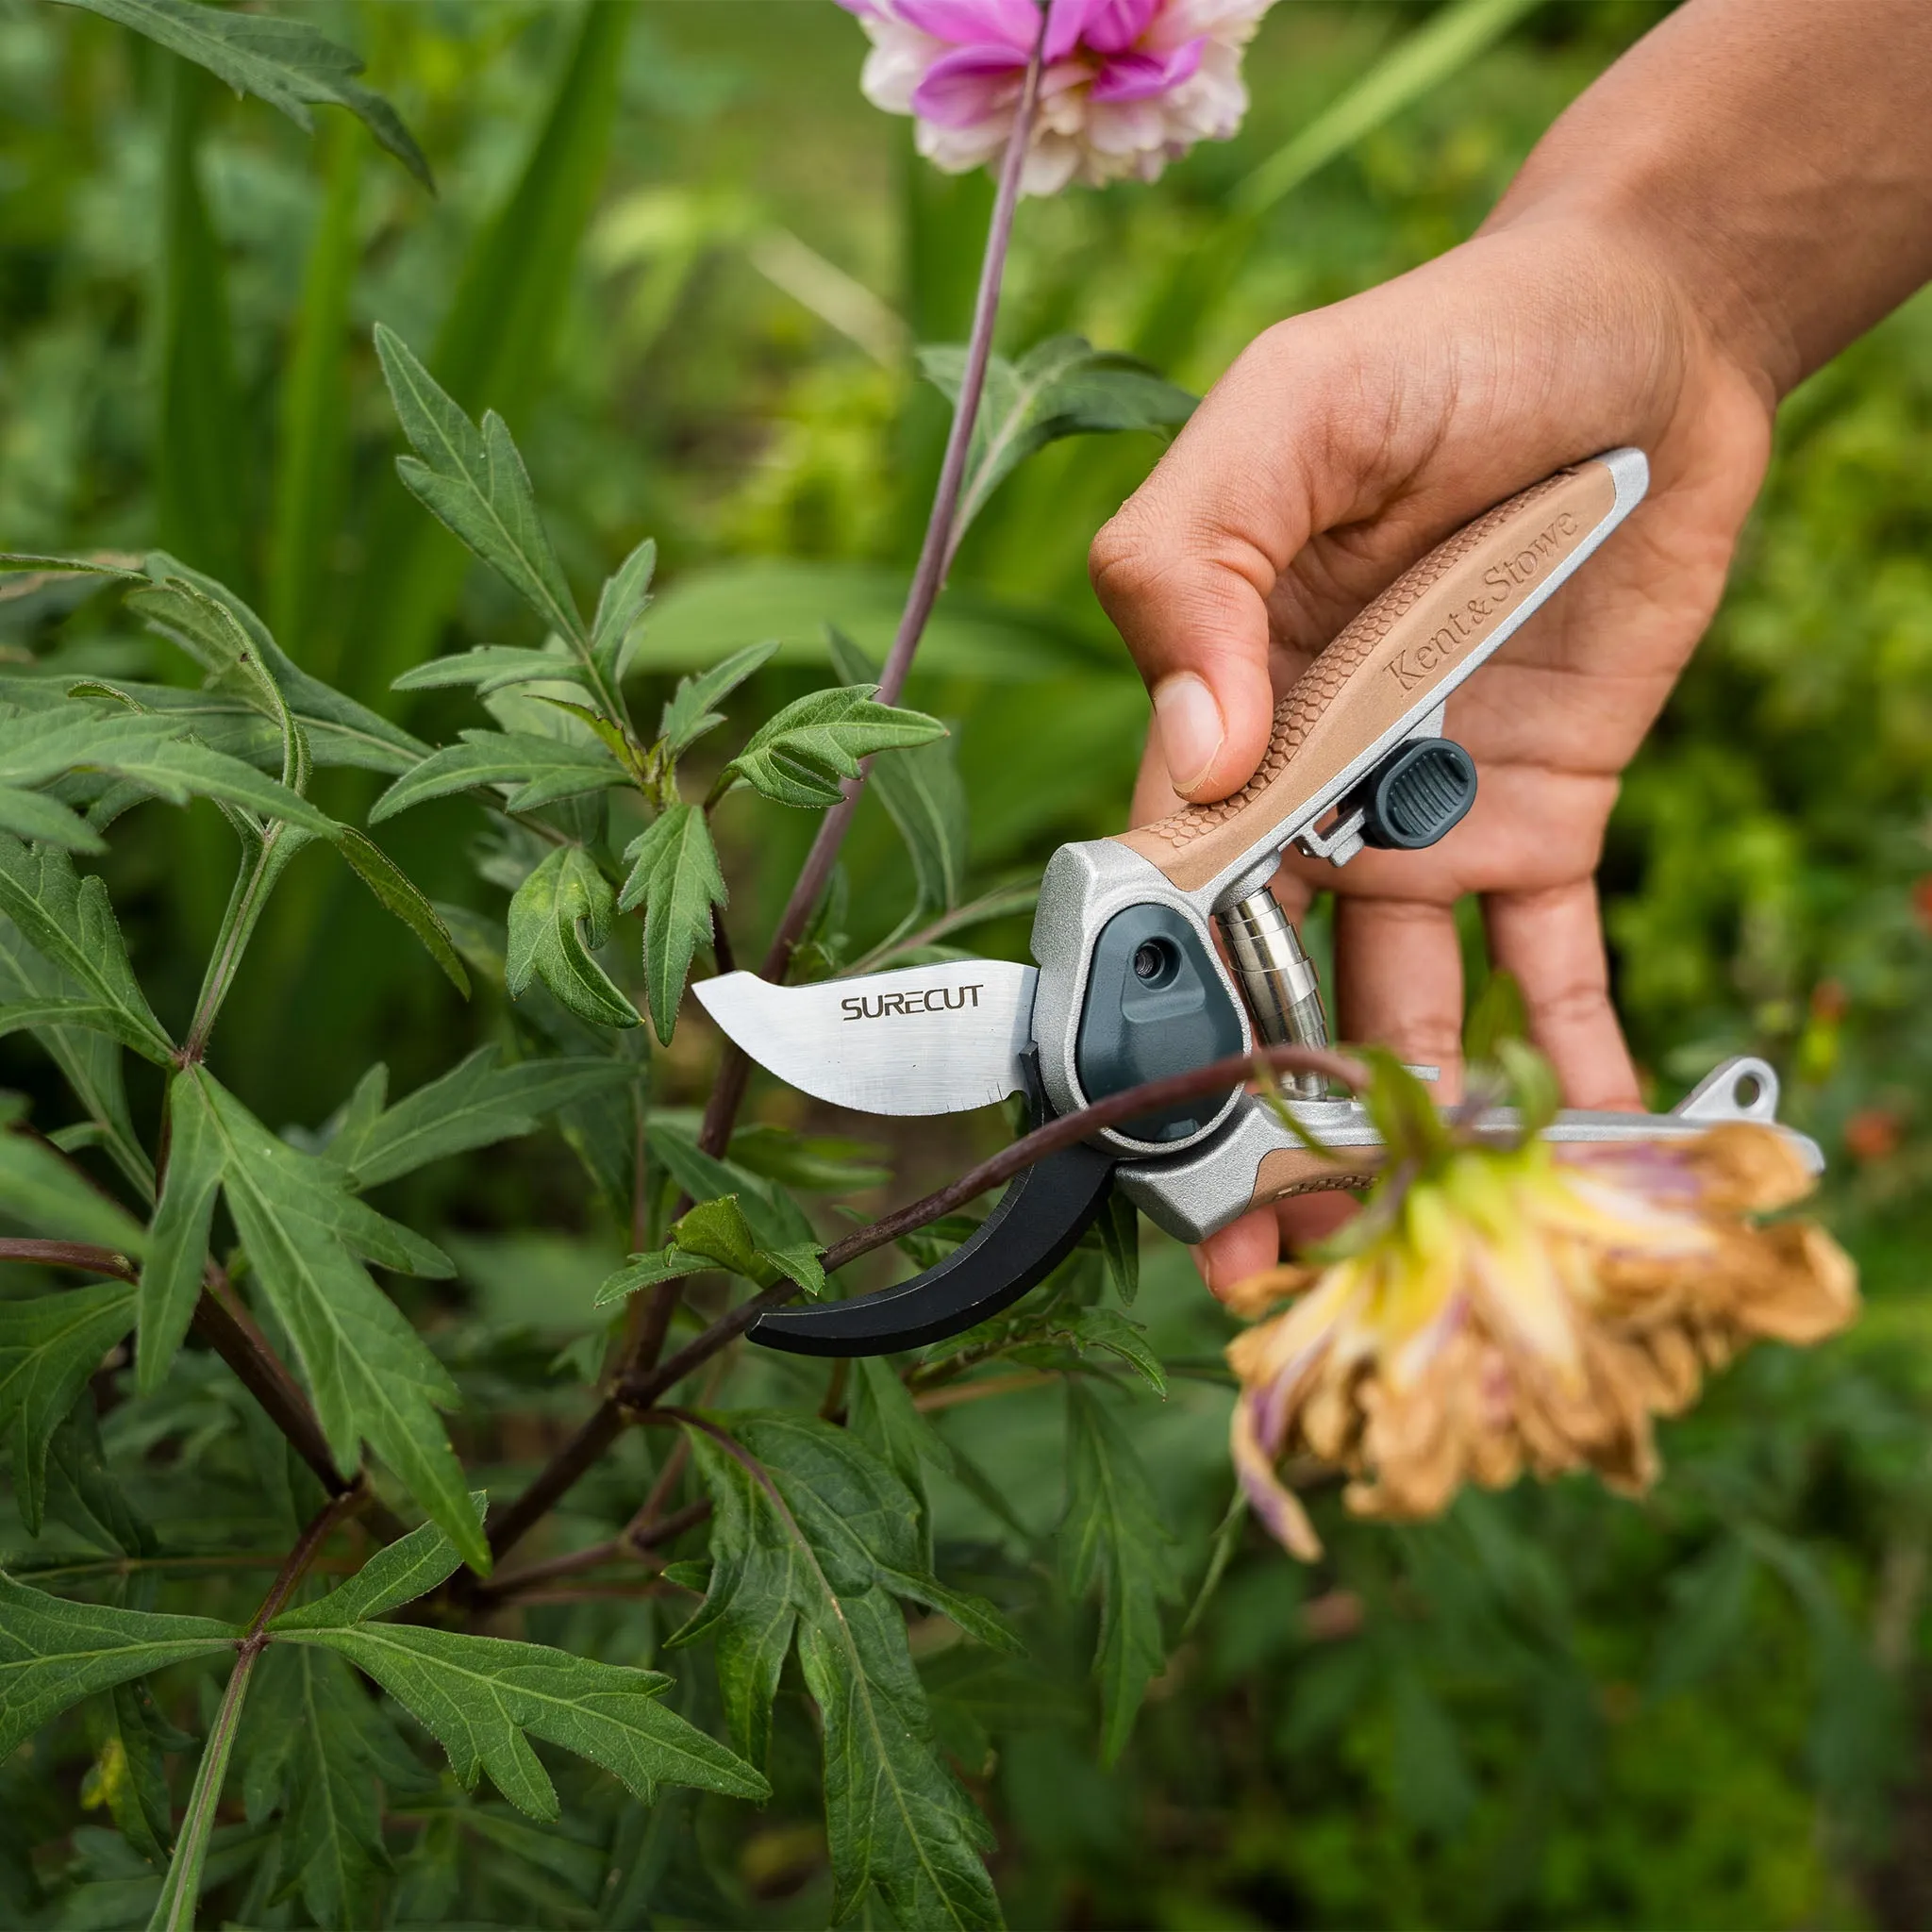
[1090,38,1204,101]
[895,0,1041,48]
[911,44,1028,125]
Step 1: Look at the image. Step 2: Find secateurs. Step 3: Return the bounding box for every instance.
[694,449,1823,1356]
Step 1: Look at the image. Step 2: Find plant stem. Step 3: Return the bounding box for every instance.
[148,1490,360,1932]
[691,36,1048,1169]
[182,824,305,1064]
[477,1040,1363,1557]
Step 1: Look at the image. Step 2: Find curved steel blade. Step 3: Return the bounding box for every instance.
[750,1141,1118,1357]
[693,961,1037,1117]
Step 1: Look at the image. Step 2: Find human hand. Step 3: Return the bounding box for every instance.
[1090,213,1777,1294]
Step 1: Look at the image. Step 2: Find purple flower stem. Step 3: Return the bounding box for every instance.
[686,26,1048,1181]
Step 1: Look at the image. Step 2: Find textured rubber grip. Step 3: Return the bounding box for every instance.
[1116,453,1641,901]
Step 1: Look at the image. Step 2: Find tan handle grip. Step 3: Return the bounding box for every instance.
[1116,450,1646,901]
[1246,1143,1382,1210]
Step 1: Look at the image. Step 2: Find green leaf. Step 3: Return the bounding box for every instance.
[0,1107,149,1256]
[664,1194,761,1278]
[657,639,777,759]
[676,1416,1005,1925]
[618,804,725,1042]
[0,785,103,853]
[138,1074,222,1393]
[369,728,626,823]
[1096,1186,1141,1307]
[644,1117,815,1251]
[164,1070,482,1570]
[333,828,471,997]
[331,1045,631,1191]
[0,917,151,1196]
[0,839,173,1062]
[87,1676,180,1865]
[0,1282,139,1534]
[275,1507,476,1632]
[55,0,430,186]
[1463,966,1528,1066]
[922,333,1194,540]
[375,325,584,645]
[392,645,597,700]
[592,1247,708,1307]
[0,1574,234,1754]
[238,1644,404,1926]
[846,1356,958,1568]
[827,630,966,913]
[726,1124,890,1194]
[1061,1382,1177,1765]
[507,845,639,1032]
[591,536,658,688]
[1053,1307,1165,1397]
[75,734,339,836]
[721,684,947,810]
[279,1621,768,1818]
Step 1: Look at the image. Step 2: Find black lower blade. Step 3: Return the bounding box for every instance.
[749,1141,1119,1358]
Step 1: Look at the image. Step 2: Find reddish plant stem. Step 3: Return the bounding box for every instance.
[0,1237,381,1524]
[478,1496,712,1607]
[687,37,1049,1186]
[245,1483,367,1640]
[478,1040,1367,1566]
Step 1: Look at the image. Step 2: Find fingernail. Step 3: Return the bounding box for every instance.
[1152,673,1224,797]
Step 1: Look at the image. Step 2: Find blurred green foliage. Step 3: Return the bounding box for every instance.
[0,0,1928,1926]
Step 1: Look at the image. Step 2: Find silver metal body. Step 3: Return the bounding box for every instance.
[1121,1056,1817,1244]
[1219,889,1328,1098]
[693,960,1038,1117]
[1029,840,1250,1158]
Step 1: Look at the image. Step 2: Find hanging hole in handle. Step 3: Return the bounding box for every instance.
[1730,1070,1764,1111]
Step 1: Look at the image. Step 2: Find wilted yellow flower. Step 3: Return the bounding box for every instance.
[1226,1124,1857,1561]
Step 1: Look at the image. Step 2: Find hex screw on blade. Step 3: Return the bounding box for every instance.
[1219,889,1329,1098]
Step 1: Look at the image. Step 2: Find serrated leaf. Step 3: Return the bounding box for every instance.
[720,685,945,810]
[160,1070,482,1570]
[1061,1382,1177,1764]
[0,1574,234,1754]
[375,325,584,644]
[0,917,150,1197]
[274,1507,476,1634]
[675,1416,1004,1926]
[392,644,596,699]
[369,727,626,823]
[644,1117,815,1250]
[827,630,966,913]
[1096,1185,1140,1307]
[0,785,103,852]
[331,1045,630,1191]
[921,333,1194,536]
[658,639,776,758]
[44,1401,157,1559]
[279,1622,768,1819]
[594,1197,824,1307]
[507,845,639,1031]
[592,1247,708,1307]
[591,537,658,688]
[333,828,470,997]
[0,1282,138,1534]
[0,839,173,1062]
[66,732,339,836]
[847,1356,958,1567]
[87,1677,178,1865]
[0,1108,149,1256]
[618,805,724,1042]
[236,1645,400,1926]
[137,1074,222,1394]
[52,0,430,186]
[1054,1308,1165,1396]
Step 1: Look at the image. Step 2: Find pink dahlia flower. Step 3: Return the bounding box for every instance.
[839,0,1274,192]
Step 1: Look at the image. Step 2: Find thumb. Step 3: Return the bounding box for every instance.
[1089,346,1315,804]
